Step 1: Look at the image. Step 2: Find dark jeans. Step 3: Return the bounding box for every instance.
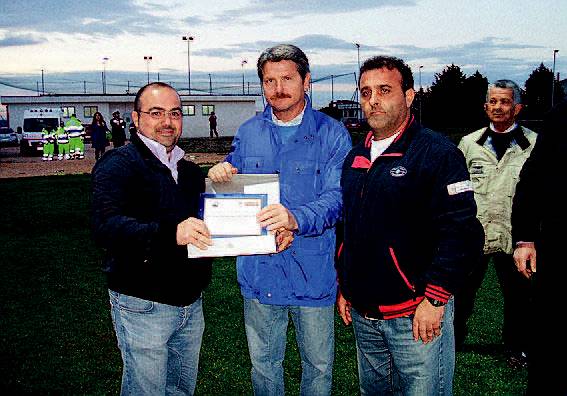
[209,127,218,138]
[95,147,105,160]
[454,252,531,353]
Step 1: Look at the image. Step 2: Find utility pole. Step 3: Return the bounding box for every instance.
[144,56,152,84]
[419,65,423,125]
[552,49,559,108]
[241,59,248,95]
[102,57,109,94]
[182,35,194,94]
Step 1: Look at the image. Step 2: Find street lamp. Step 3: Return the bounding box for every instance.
[354,43,361,74]
[419,65,423,124]
[241,59,248,95]
[552,49,559,108]
[182,35,194,95]
[102,57,109,94]
[354,43,361,119]
[144,56,152,84]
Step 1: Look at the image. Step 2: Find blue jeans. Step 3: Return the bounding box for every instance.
[352,298,455,396]
[109,290,205,396]
[243,298,334,396]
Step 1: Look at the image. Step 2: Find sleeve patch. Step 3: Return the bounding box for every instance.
[447,180,473,196]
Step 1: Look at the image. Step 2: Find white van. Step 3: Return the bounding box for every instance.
[20,108,63,155]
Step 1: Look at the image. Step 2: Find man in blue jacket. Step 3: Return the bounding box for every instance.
[338,56,483,395]
[208,44,352,395]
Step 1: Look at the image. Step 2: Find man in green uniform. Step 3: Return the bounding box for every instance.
[65,114,85,160]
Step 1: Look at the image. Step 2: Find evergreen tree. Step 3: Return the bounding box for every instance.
[524,63,565,119]
[463,70,489,131]
[422,64,466,131]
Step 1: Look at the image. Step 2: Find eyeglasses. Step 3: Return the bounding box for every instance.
[138,109,183,120]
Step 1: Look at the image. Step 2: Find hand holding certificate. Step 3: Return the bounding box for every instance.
[187,174,281,258]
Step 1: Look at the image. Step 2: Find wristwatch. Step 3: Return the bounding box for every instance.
[426,296,446,307]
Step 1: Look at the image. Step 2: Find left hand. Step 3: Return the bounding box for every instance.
[275,227,294,252]
[412,298,444,344]
[257,204,298,232]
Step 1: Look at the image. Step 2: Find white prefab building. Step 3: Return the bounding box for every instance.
[0,93,262,138]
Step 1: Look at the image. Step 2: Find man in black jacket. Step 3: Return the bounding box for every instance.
[92,82,213,395]
[337,56,484,395]
[512,98,567,396]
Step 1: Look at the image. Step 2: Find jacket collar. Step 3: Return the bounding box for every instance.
[364,114,416,156]
[130,131,175,169]
[476,124,531,151]
[262,94,314,126]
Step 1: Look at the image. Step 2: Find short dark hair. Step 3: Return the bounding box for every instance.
[134,82,178,112]
[257,44,310,82]
[359,56,414,93]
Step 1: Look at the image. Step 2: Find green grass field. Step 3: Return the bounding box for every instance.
[0,175,527,394]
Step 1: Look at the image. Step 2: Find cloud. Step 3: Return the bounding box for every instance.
[0,0,177,37]
[187,0,417,26]
[182,15,209,27]
[390,37,544,63]
[0,34,47,48]
[194,34,382,59]
[218,0,415,20]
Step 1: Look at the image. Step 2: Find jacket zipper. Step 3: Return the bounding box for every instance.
[389,247,415,292]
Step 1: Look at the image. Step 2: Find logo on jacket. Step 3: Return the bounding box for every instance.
[390,166,407,177]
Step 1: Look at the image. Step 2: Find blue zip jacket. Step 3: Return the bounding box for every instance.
[226,96,352,306]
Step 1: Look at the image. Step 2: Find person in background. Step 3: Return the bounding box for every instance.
[90,112,110,160]
[337,55,483,395]
[110,110,127,148]
[55,121,70,160]
[512,97,567,395]
[208,111,218,138]
[208,44,352,396]
[455,79,536,368]
[65,114,85,159]
[129,120,137,139]
[41,126,55,161]
[92,82,213,395]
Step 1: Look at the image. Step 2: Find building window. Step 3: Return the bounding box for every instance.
[182,105,195,116]
[202,105,215,115]
[84,106,98,118]
[61,106,76,118]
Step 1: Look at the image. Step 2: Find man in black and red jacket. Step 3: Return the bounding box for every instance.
[337,56,484,395]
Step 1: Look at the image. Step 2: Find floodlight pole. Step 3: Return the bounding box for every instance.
[182,35,194,95]
[552,49,559,108]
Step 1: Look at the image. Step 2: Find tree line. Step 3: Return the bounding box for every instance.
[321,63,565,141]
[416,63,565,135]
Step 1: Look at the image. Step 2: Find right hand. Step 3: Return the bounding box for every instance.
[513,243,537,279]
[176,217,213,250]
[208,162,238,182]
[336,289,352,325]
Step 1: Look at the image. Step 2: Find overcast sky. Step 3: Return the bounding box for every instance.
[0,0,565,105]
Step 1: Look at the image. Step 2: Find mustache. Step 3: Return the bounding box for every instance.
[270,93,292,99]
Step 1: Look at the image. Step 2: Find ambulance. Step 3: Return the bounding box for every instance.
[20,108,64,155]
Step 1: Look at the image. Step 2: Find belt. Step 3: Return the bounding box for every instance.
[354,305,384,320]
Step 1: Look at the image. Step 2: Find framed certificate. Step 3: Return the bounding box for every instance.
[187,174,280,258]
[201,193,268,237]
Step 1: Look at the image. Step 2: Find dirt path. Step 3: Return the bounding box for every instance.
[0,146,225,179]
